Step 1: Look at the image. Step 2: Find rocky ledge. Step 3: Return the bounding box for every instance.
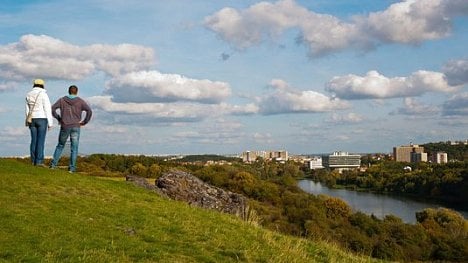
[126,170,248,218]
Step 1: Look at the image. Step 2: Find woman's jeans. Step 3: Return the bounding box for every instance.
[50,127,81,172]
[29,118,48,165]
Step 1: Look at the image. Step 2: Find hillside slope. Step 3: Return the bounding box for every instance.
[0,159,377,262]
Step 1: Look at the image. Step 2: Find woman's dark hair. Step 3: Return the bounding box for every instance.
[33,84,44,89]
[68,85,78,95]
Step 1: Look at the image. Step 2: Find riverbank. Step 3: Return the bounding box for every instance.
[299,179,468,223]
[316,180,467,209]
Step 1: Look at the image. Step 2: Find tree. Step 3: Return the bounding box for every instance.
[130,162,147,177]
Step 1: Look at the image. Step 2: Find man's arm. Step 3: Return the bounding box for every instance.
[51,98,61,121]
[80,99,93,126]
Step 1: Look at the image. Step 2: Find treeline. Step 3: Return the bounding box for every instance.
[17,154,467,261]
[312,160,468,208]
[422,141,468,161]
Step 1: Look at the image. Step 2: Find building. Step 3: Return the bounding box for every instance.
[306,156,324,170]
[242,150,288,163]
[410,152,427,163]
[431,152,448,164]
[393,144,425,162]
[322,151,361,172]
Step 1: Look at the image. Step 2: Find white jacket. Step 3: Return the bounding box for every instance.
[25,87,54,127]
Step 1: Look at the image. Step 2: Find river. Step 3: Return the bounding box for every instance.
[298,179,468,224]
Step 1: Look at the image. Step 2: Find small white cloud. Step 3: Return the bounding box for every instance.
[442,92,468,116]
[326,70,454,100]
[391,98,439,116]
[253,132,274,144]
[105,70,231,104]
[0,81,18,92]
[327,112,364,124]
[0,34,154,82]
[257,79,349,114]
[443,59,468,86]
[171,119,246,145]
[0,127,27,138]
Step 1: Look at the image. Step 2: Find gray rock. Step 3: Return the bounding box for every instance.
[156,170,248,218]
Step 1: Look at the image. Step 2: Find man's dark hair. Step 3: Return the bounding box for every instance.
[68,85,78,95]
[33,84,44,89]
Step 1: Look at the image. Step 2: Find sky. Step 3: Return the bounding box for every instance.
[0,0,467,156]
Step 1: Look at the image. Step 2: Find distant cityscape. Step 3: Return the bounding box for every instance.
[241,139,468,173]
[6,140,467,171]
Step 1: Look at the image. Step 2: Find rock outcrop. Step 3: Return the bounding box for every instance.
[126,170,248,218]
[156,170,248,217]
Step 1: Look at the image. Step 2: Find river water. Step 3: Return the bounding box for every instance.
[298,179,468,224]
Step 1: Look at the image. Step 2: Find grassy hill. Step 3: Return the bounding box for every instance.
[0,159,378,262]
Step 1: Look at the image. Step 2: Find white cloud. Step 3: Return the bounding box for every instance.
[204,0,467,56]
[87,96,257,123]
[442,92,468,116]
[0,81,18,92]
[391,98,439,116]
[257,79,349,114]
[253,132,274,144]
[204,0,362,56]
[326,70,454,100]
[0,34,154,84]
[171,119,246,145]
[327,112,364,124]
[362,0,466,44]
[0,127,27,140]
[105,70,231,104]
[443,59,468,86]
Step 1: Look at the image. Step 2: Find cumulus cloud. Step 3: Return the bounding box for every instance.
[105,70,231,104]
[326,70,454,100]
[442,92,468,116]
[204,0,467,56]
[0,34,154,83]
[391,98,439,116]
[257,79,349,114]
[443,59,468,86]
[361,0,466,44]
[87,95,257,123]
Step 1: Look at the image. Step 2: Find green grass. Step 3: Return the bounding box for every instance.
[0,159,379,262]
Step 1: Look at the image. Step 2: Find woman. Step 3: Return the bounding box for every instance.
[25,79,53,166]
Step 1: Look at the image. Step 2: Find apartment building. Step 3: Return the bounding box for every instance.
[393,144,425,162]
[242,150,289,162]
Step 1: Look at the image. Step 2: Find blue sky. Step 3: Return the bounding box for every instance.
[1,0,467,156]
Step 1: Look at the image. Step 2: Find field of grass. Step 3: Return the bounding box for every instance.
[0,158,379,262]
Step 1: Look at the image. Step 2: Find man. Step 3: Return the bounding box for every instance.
[50,85,92,173]
[25,79,54,166]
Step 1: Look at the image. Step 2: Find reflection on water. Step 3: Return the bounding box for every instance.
[298,179,468,224]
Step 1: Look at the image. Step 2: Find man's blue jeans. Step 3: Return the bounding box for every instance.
[29,118,48,165]
[50,127,81,172]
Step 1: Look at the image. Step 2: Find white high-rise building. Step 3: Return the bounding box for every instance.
[307,156,324,170]
[322,151,361,172]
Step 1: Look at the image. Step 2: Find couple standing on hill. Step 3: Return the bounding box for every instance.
[25,79,93,173]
